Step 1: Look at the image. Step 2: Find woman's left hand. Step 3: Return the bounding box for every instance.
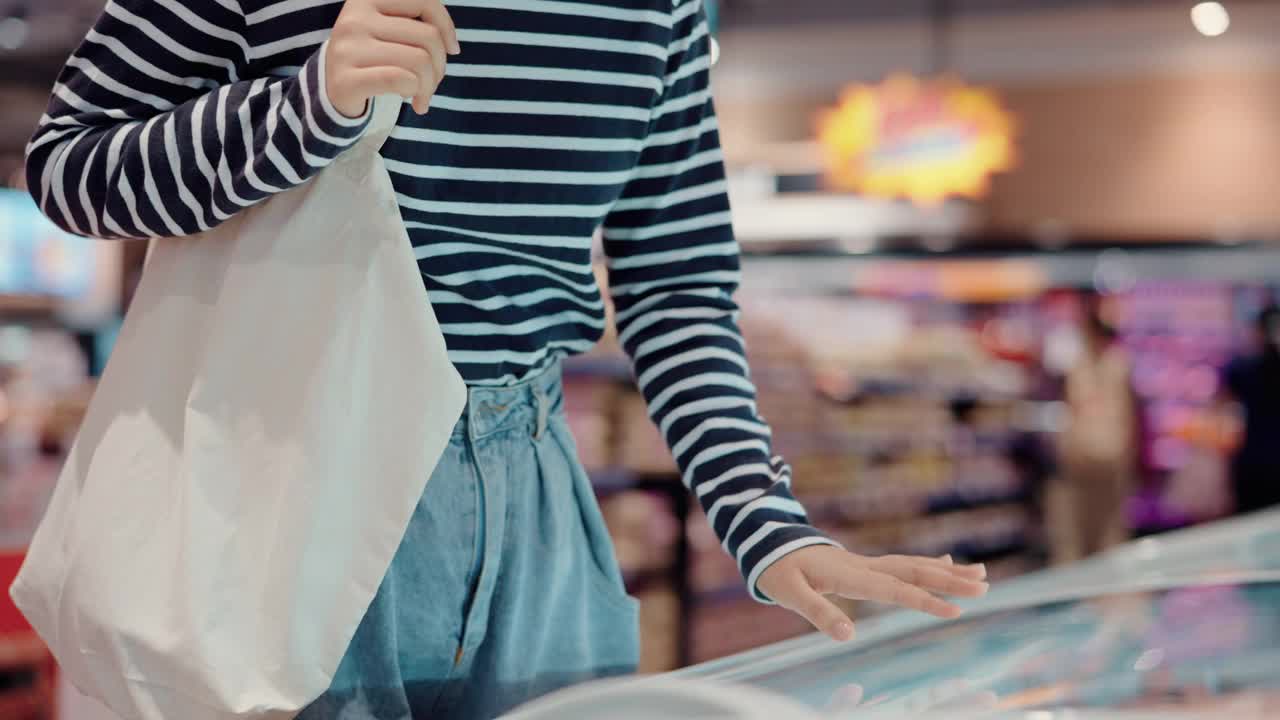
[756,547,990,642]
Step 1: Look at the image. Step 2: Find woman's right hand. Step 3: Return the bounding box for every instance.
[325,0,461,117]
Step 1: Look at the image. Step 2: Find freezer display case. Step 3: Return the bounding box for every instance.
[677,510,1280,718]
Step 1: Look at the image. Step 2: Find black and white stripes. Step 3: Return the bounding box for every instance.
[27,0,834,600]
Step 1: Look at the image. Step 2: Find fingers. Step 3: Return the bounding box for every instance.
[949,562,988,581]
[376,0,460,54]
[330,0,455,116]
[347,40,440,96]
[372,16,448,83]
[895,554,988,580]
[337,66,421,106]
[766,547,985,638]
[817,560,962,619]
[792,584,856,642]
[417,0,460,54]
[368,13,448,114]
[763,564,855,642]
[871,557,989,598]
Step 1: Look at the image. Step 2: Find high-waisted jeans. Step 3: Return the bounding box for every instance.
[297,364,640,719]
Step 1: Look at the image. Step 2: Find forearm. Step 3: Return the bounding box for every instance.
[614,286,837,601]
[26,0,370,240]
[603,0,837,601]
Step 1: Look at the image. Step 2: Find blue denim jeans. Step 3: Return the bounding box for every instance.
[297,364,641,719]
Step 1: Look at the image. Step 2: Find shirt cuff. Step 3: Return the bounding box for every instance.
[743,524,844,604]
[304,39,373,146]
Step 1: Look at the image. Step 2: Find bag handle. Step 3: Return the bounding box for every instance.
[364,95,405,151]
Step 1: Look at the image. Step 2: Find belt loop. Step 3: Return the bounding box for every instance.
[534,385,549,441]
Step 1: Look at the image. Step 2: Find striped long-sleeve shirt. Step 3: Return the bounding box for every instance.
[27,0,835,600]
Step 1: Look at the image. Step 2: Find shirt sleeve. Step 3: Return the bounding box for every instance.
[601,0,838,603]
[25,0,372,240]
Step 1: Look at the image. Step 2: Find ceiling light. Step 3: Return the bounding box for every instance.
[0,17,27,51]
[1191,2,1230,37]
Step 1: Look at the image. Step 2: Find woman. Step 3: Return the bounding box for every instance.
[1223,305,1280,514]
[26,1,987,717]
[1053,294,1138,564]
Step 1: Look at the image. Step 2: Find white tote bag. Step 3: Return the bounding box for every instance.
[10,95,466,720]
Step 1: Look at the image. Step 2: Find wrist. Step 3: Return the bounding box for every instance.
[312,39,372,130]
[332,96,368,120]
[747,532,843,604]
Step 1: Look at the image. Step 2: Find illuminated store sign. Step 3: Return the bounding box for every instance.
[818,74,1017,205]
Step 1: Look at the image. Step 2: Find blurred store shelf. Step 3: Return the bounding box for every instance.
[563,355,633,382]
[590,468,681,497]
[801,490,1032,525]
[737,245,1280,294]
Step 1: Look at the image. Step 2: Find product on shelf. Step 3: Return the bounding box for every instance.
[634,585,683,673]
[614,391,678,476]
[685,511,741,598]
[562,376,618,472]
[689,598,813,664]
[599,490,680,578]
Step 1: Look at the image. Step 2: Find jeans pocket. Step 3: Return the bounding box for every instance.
[579,484,640,614]
[549,420,640,614]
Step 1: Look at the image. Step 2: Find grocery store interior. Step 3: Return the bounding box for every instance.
[1,0,1279,718]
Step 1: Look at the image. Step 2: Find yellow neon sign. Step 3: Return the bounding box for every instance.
[818,74,1017,205]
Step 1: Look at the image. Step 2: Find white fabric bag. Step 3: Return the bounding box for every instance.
[10,95,466,720]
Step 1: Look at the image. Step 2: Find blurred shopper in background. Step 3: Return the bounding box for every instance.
[1222,306,1280,515]
[1051,294,1138,564]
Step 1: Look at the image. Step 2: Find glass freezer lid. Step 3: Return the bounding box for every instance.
[709,579,1280,717]
[682,511,1280,717]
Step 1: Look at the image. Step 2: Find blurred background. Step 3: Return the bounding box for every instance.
[0,1,1278,718]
